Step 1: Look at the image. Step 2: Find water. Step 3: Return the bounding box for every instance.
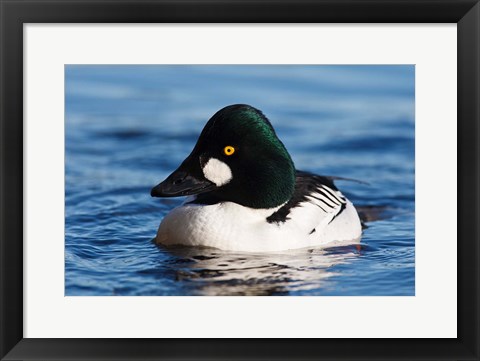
[65,65,415,296]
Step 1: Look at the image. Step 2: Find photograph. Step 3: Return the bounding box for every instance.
[65,65,415,296]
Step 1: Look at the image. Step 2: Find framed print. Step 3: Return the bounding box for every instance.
[1,0,479,360]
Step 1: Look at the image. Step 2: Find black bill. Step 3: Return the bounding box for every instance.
[151,168,216,197]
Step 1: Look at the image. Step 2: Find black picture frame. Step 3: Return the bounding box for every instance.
[1,1,479,360]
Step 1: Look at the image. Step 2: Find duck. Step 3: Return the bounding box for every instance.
[151,104,362,252]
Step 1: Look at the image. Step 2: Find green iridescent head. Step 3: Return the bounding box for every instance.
[151,104,296,209]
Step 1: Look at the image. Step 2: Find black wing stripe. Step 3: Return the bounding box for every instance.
[306,196,329,212]
[316,188,342,205]
[309,192,338,208]
[321,185,347,204]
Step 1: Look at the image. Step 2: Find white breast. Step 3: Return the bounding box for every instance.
[155,198,362,252]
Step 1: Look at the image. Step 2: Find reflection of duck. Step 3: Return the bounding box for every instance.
[151,104,362,252]
[160,244,363,296]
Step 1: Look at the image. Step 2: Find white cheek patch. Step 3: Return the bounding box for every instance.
[202,158,232,186]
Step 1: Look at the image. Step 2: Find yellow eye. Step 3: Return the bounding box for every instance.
[224,145,235,156]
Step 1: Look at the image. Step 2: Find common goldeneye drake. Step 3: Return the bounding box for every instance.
[151,104,362,252]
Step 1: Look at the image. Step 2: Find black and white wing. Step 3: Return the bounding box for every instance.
[267,171,347,233]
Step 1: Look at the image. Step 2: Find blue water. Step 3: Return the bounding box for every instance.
[65,65,415,296]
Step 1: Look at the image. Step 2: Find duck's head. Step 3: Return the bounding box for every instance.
[151,104,296,209]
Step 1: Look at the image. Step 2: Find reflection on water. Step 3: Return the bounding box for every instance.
[156,243,361,296]
[65,65,415,296]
